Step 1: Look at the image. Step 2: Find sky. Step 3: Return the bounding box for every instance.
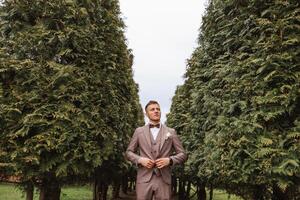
[119,0,208,123]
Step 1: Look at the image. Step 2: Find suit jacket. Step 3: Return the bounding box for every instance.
[126,124,187,184]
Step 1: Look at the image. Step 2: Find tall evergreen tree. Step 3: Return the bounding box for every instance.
[0,0,143,200]
[168,0,300,199]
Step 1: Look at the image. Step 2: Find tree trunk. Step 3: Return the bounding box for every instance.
[171,176,177,195]
[197,182,206,200]
[112,182,120,199]
[178,179,186,200]
[39,175,61,200]
[130,180,135,192]
[121,175,128,194]
[93,181,96,200]
[26,182,34,200]
[93,176,108,200]
[209,184,213,200]
[185,181,191,199]
[102,184,108,200]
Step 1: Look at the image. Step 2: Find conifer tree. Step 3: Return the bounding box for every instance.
[0,0,143,200]
[168,0,300,199]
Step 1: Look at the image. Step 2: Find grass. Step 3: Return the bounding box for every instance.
[0,183,92,200]
[209,190,242,200]
[59,185,92,200]
[0,182,242,200]
[0,183,24,200]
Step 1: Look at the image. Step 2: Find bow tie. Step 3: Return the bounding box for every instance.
[149,124,160,128]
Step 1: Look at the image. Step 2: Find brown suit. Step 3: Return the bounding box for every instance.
[126,124,187,199]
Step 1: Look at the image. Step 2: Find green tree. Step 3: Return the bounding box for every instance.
[168,0,300,199]
[167,48,209,200]
[0,0,143,200]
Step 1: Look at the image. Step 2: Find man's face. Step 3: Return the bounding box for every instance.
[146,103,161,123]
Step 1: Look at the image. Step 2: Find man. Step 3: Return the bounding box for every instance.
[126,100,187,200]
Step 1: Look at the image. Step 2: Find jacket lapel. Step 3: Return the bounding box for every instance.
[159,124,167,151]
[143,125,152,150]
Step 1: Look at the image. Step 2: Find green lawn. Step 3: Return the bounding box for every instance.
[59,185,92,200]
[0,183,92,200]
[208,190,242,200]
[0,182,242,200]
[0,183,24,200]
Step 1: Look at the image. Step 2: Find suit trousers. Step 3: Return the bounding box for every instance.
[136,174,171,200]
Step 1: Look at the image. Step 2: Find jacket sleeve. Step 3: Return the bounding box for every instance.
[170,129,187,165]
[125,128,141,166]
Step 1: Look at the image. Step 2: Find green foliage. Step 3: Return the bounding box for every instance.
[0,0,143,189]
[168,0,300,198]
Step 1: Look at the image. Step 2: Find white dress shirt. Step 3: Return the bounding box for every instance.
[150,123,161,141]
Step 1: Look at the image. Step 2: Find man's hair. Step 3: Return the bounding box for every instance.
[145,100,159,111]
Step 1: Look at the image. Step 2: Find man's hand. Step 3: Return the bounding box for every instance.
[155,158,170,169]
[138,157,155,169]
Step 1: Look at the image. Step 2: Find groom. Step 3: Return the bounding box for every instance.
[126,100,187,200]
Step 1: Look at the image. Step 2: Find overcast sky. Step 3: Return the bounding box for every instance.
[119,0,208,123]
